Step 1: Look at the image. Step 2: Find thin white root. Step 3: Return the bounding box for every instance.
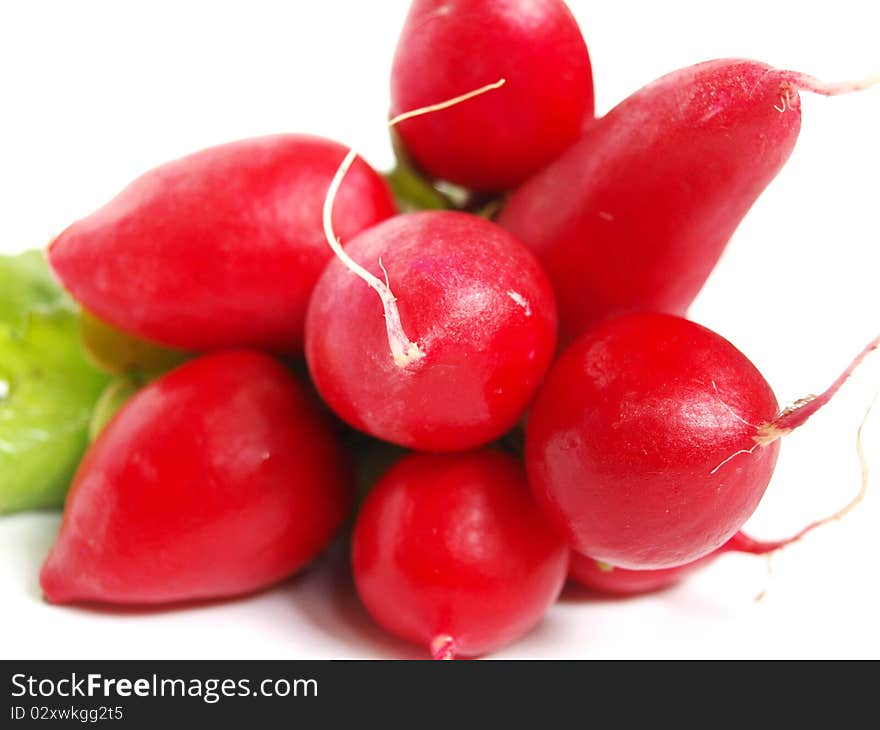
[321,78,506,368]
[709,380,764,474]
[322,149,425,368]
[710,442,761,475]
[830,391,877,525]
[711,380,760,429]
[388,78,506,126]
[773,89,793,113]
[755,554,773,604]
[752,393,876,601]
[378,257,391,289]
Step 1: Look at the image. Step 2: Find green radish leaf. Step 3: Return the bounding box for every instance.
[0,251,110,514]
[385,164,451,213]
[0,250,73,329]
[386,129,451,212]
[88,373,147,442]
[79,308,189,376]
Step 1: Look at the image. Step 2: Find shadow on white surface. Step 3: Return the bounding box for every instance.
[286,539,425,660]
[2,511,61,602]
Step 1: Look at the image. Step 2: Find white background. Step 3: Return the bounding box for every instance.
[1,0,878,659]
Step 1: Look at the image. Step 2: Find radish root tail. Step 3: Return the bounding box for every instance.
[388,78,506,127]
[734,392,877,556]
[322,148,424,367]
[430,634,458,661]
[711,336,877,480]
[780,71,880,97]
[754,554,773,604]
[322,79,506,368]
[756,335,880,443]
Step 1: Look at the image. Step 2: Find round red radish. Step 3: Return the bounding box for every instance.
[568,530,807,596]
[390,0,593,192]
[305,211,557,452]
[353,450,569,659]
[568,550,721,596]
[49,134,396,352]
[40,350,352,605]
[526,313,781,569]
[499,59,874,345]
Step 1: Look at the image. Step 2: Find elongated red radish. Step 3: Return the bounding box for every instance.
[391,0,593,192]
[352,450,569,659]
[40,351,352,605]
[49,135,395,352]
[499,59,879,346]
[526,312,878,570]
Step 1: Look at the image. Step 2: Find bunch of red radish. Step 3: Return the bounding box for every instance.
[38,0,877,659]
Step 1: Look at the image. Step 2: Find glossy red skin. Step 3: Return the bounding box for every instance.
[353,450,569,658]
[305,211,557,452]
[48,135,396,352]
[499,59,801,346]
[390,0,593,192]
[40,351,352,605]
[526,313,780,570]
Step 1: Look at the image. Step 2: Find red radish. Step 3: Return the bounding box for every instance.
[526,312,878,570]
[568,549,722,596]
[352,450,569,659]
[305,210,557,451]
[499,60,878,345]
[390,0,594,192]
[568,531,802,596]
[48,135,396,352]
[40,350,352,605]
